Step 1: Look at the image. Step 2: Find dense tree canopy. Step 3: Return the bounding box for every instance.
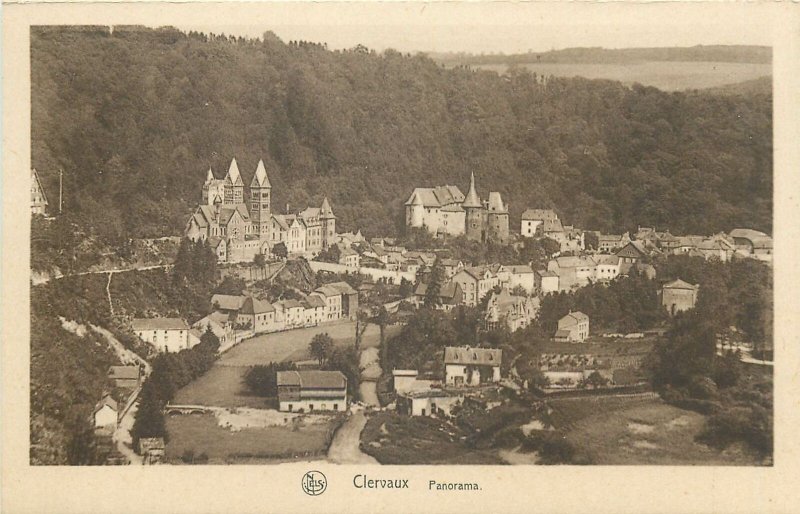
[32,26,771,244]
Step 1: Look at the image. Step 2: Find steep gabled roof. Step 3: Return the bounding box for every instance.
[240,296,275,315]
[93,394,118,415]
[662,279,699,290]
[31,168,48,206]
[320,197,336,219]
[444,346,502,366]
[521,209,558,221]
[250,159,272,188]
[272,214,290,231]
[224,157,243,186]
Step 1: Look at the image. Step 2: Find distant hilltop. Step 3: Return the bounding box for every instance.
[429,45,772,67]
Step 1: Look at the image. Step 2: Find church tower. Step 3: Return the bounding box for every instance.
[462,172,484,242]
[202,167,225,206]
[319,197,336,250]
[223,158,244,205]
[250,159,272,240]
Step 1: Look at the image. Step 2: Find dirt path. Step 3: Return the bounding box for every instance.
[113,400,143,465]
[326,409,378,464]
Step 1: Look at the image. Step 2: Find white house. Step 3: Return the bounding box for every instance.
[92,394,118,429]
[444,346,502,387]
[132,318,192,353]
[554,311,590,343]
[521,209,559,238]
[506,264,536,294]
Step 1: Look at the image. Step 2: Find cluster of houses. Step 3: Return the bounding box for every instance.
[129,281,358,354]
[537,353,645,389]
[392,346,503,417]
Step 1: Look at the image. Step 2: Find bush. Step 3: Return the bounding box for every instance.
[697,404,772,456]
[244,362,297,397]
[520,431,579,464]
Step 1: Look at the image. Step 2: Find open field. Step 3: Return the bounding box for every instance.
[219,321,399,367]
[555,397,766,465]
[165,412,344,464]
[173,366,266,408]
[361,412,505,465]
[472,61,771,92]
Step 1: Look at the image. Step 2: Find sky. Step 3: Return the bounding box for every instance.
[176,3,774,55]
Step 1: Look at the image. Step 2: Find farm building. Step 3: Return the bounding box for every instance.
[444,346,502,387]
[276,370,348,413]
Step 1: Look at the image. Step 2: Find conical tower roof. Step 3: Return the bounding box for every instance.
[320,197,336,219]
[462,171,482,209]
[224,158,243,186]
[250,159,272,188]
[409,191,423,206]
[205,167,215,182]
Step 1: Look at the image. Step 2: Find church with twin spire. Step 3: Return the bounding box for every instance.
[185,157,336,262]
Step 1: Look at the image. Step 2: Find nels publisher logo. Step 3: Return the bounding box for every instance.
[301,470,327,496]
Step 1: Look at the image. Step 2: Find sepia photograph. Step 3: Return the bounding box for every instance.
[7,1,800,512]
[24,9,779,471]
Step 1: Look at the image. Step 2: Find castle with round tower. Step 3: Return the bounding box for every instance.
[405,172,509,244]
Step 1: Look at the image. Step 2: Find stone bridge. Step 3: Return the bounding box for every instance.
[164,404,214,415]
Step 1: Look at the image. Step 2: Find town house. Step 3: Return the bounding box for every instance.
[132,318,192,353]
[277,370,348,412]
[444,346,502,387]
[451,266,501,307]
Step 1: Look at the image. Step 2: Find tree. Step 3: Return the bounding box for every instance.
[398,277,413,298]
[309,333,334,366]
[423,258,446,309]
[583,231,599,251]
[375,306,390,346]
[272,242,288,260]
[585,370,609,389]
[253,253,266,268]
[244,362,297,397]
[541,237,561,259]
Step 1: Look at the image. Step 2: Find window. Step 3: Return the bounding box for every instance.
[288,404,293,412]
[309,404,314,411]
[333,404,338,411]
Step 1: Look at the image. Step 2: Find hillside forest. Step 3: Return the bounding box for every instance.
[32,26,771,246]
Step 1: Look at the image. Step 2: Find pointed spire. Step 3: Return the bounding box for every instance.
[205,167,215,182]
[225,158,243,186]
[462,171,482,208]
[320,197,336,219]
[250,159,272,188]
[409,191,423,206]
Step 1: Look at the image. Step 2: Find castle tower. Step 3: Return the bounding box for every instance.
[319,197,336,250]
[223,158,244,205]
[250,159,272,240]
[406,191,424,228]
[462,171,484,242]
[486,191,509,245]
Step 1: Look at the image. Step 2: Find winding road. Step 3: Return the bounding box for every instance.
[326,336,383,464]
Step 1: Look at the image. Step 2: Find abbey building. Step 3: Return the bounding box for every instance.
[185,158,336,262]
[404,172,509,244]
